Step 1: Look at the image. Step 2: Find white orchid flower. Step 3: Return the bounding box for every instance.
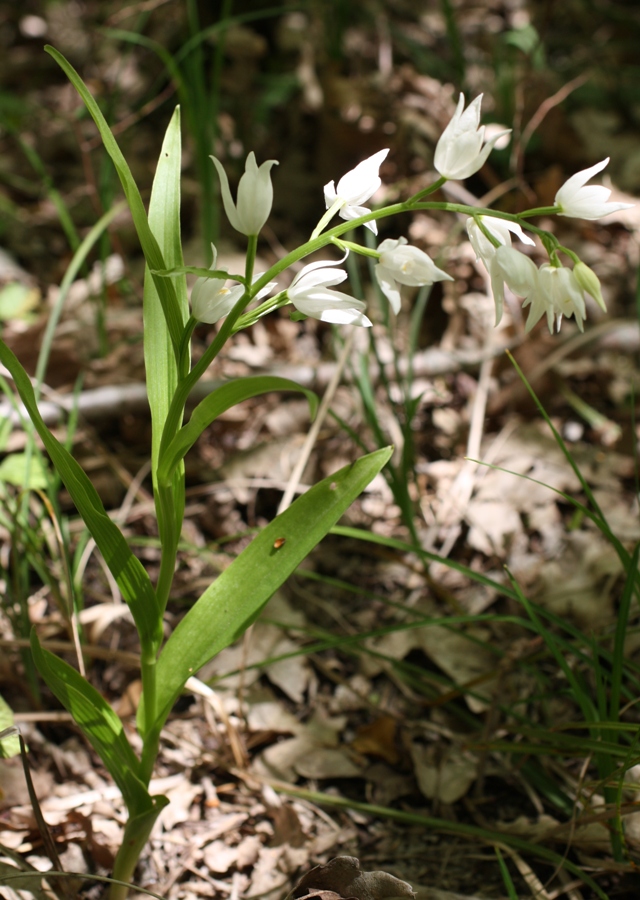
[523,264,587,334]
[467,215,534,263]
[434,94,510,181]
[191,245,276,324]
[211,151,278,236]
[323,149,389,234]
[466,216,535,324]
[374,237,453,313]
[287,257,372,326]
[554,158,633,220]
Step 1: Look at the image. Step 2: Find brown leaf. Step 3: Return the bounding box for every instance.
[351,716,399,765]
[288,856,415,900]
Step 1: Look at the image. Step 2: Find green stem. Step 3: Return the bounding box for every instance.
[234,291,288,330]
[406,174,446,203]
[331,236,380,258]
[518,205,560,218]
[155,481,180,615]
[244,233,258,284]
[139,649,158,752]
[248,199,549,301]
[109,797,166,900]
[311,197,345,239]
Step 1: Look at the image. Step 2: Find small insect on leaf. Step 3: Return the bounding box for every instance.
[273,537,286,549]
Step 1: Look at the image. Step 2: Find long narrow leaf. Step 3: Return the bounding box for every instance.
[141,446,392,733]
[30,633,151,812]
[0,341,161,646]
[44,46,184,353]
[157,377,318,486]
[145,106,187,483]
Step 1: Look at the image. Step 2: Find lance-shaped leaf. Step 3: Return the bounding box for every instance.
[144,107,188,539]
[157,377,318,487]
[145,106,187,477]
[30,633,152,812]
[140,447,392,734]
[45,46,184,354]
[0,341,161,647]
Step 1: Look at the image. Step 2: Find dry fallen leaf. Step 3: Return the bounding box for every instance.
[287,856,415,900]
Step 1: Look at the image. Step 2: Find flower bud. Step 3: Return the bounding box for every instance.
[211,152,278,236]
[572,261,606,311]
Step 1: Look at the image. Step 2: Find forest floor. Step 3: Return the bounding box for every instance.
[2,3,640,899]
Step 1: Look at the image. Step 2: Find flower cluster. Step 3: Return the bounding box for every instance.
[192,93,632,335]
[467,216,607,333]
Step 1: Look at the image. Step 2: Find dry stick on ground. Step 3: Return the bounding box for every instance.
[0,340,517,428]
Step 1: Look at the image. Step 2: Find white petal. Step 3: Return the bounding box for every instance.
[334,149,389,205]
[289,251,350,292]
[323,180,338,207]
[319,308,372,326]
[375,264,402,314]
[556,158,609,206]
[210,156,242,233]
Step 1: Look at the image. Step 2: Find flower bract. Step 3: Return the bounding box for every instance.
[323,149,389,234]
[375,237,453,313]
[211,151,278,236]
[434,94,510,181]
[287,257,372,326]
[554,158,633,220]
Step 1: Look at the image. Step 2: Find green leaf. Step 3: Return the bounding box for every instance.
[144,107,188,552]
[0,452,49,490]
[44,46,184,355]
[30,632,152,813]
[157,376,319,487]
[145,106,187,486]
[141,447,392,733]
[0,697,20,758]
[0,340,161,648]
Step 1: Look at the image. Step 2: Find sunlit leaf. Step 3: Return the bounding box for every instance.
[30,633,152,812]
[141,447,392,734]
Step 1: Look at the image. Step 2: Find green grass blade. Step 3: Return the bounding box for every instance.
[35,202,125,397]
[610,542,639,723]
[44,46,184,355]
[330,525,519,600]
[272,784,610,900]
[0,341,161,647]
[506,350,605,521]
[495,848,518,900]
[157,376,318,486]
[143,447,393,733]
[505,567,596,723]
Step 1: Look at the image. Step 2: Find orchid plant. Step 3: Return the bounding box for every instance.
[3,47,631,899]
